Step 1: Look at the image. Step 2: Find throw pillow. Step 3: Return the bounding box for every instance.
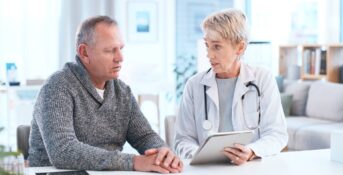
[284,81,312,116]
[275,75,284,92]
[280,93,293,116]
[306,81,343,122]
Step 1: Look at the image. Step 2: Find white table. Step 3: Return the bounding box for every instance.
[26,149,343,175]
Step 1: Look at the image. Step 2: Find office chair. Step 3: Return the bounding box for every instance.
[137,94,160,134]
[16,125,31,160]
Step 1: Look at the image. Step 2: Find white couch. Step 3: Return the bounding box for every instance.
[166,80,343,151]
[283,81,343,150]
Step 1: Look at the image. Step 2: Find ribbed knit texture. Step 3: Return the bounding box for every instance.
[28,56,166,170]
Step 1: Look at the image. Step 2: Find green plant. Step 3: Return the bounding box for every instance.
[0,127,22,175]
[174,54,197,102]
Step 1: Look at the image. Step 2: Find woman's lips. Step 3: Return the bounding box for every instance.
[211,63,219,67]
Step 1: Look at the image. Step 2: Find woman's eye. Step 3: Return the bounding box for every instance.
[205,43,209,48]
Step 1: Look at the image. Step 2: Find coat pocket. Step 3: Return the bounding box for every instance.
[243,111,259,130]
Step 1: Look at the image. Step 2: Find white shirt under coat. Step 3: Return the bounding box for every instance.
[174,63,288,159]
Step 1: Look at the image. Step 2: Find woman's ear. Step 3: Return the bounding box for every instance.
[236,41,246,55]
[77,44,90,64]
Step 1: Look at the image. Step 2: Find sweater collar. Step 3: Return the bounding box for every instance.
[67,56,115,104]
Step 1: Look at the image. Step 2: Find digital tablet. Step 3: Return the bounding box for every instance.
[36,170,89,175]
[190,130,254,165]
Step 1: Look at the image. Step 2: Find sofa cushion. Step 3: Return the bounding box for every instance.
[280,93,293,116]
[306,81,343,122]
[294,123,343,150]
[284,81,311,116]
[285,117,334,150]
[275,75,284,92]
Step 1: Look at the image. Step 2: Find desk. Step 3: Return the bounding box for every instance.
[27,149,343,175]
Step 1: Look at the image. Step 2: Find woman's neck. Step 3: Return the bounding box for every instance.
[216,61,241,79]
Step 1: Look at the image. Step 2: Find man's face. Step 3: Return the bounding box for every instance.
[85,23,124,81]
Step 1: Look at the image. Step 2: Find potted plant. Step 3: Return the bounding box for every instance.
[0,127,24,175]
[174,54,197,102]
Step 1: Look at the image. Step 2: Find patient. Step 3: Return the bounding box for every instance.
[28,15,182,173]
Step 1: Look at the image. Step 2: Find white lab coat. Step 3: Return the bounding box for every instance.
[174,63,288,159]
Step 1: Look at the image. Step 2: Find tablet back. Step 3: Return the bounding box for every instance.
[190,130,254,165]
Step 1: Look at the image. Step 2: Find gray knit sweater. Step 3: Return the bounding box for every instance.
[28,57,166,170]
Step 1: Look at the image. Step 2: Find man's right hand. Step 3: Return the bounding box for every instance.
[133,154,180,174]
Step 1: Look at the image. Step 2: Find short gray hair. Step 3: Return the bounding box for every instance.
[201,9,249,45]
[75,16,117,49]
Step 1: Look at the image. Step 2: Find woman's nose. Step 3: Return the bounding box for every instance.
[207,50,214,60]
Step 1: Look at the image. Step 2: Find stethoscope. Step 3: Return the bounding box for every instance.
[202,69,261,134]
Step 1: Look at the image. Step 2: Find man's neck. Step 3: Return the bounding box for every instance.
[91,77,106,90]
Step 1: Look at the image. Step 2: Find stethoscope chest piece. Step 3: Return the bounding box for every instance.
[202,120,212,130]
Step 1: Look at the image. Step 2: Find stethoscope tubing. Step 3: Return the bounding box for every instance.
[202,68,261,131]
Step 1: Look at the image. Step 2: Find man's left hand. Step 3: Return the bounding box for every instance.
[145,147,183,173]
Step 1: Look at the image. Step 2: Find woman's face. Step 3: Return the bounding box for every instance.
[204,38,244,75]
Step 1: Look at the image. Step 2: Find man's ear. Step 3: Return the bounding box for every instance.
[77,44,90,64]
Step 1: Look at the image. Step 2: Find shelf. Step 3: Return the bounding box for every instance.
[279,44,343,83]
[301,74,326,80]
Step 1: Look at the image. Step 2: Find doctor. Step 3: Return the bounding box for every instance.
[174,8,288,165]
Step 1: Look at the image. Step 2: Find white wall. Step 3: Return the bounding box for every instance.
[114,0,175,96]
[114,0,176,143]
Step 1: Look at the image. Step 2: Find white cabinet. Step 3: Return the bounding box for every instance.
[0,86,40,149]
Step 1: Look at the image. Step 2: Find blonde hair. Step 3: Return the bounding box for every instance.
[201,9,249,46]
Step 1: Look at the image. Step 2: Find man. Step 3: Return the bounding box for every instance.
[28,16,183,173]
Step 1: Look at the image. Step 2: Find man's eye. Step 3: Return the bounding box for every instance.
[105,49,115,53]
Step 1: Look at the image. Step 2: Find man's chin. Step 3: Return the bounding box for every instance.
[110,74,120,79]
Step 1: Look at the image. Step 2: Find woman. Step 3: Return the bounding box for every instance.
[174,9,288,165]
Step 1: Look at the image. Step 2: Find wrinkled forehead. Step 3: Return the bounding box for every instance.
[94,24,123,42]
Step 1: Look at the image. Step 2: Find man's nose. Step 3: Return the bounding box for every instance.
[114,49,123,62]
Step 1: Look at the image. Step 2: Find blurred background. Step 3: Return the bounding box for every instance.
[0,0,342,153]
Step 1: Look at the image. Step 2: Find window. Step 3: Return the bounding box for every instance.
[0,0,61,83]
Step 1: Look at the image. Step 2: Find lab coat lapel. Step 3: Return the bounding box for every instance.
[200,69,219,111]
[233,64,255,108]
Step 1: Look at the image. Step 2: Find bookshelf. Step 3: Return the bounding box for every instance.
[279,44,343,83]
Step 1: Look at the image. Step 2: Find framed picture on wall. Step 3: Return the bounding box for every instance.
[127,1,158,43]
[187,2,216,42]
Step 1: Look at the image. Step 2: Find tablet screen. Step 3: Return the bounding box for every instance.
[36,170,89,175]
